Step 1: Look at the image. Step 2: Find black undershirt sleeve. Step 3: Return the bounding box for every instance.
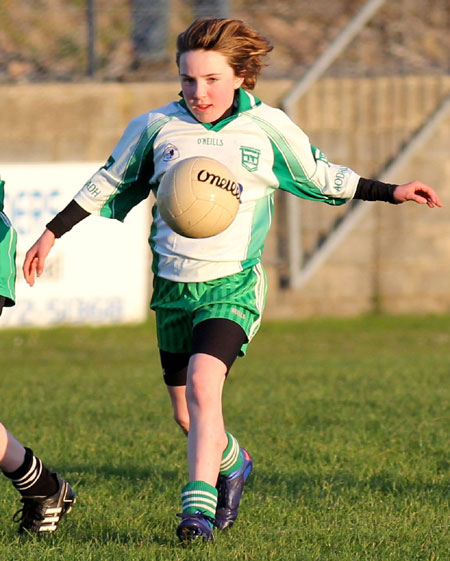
[46,200,90,238]
[354,177,399,204]
[45,177,397,239]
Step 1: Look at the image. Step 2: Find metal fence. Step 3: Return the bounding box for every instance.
[1,0,448,84]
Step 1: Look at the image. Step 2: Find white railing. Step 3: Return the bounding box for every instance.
[279,0,449,288]
[289,94,450,288]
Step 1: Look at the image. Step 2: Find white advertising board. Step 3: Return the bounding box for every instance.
[1,163,151,327]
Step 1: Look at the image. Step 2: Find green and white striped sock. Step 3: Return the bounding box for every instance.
[219,431,243,476]
[181,480,218,523]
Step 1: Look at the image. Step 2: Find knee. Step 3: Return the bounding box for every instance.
[186,374,217,410]
[185,355,226,413]
[173,411,189,435]
[185,377,204,408]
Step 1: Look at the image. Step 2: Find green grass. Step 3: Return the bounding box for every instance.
[0,315,449,560]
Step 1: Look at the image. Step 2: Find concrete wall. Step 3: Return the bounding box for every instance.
[267,76,450,318]
[1,78,449,318]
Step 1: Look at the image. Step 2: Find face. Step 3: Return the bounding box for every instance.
[179,49,244,124]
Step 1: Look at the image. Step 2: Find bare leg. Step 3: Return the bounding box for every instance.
[0,423,26,473]
[186,353,228,486]
[167,385,190,435]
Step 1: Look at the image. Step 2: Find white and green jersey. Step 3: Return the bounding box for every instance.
[74,89,360,282]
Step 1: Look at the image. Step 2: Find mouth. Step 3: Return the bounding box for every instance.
[193,104,212,113]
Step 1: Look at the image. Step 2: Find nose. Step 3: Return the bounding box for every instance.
[193,80,206,100]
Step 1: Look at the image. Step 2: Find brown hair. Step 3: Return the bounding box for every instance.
[176,18,273,90]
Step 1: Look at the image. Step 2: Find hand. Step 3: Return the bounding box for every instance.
[393,181,443,208]
[23,229,56,287]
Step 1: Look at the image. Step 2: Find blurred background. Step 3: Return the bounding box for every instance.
[0,0,449,325]
[1,0,448,83]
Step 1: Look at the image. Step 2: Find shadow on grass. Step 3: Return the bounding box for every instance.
[34,462,189,545]
[50,462,181,485]
[51,459,450,500]
[253,468,450,498]
[38,460,448,545]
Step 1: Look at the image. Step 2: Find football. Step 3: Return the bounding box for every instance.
[156,156,241,238]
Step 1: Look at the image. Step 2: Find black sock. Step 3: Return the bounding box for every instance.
[3,447,59,497]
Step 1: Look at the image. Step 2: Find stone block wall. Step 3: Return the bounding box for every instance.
[0,78,448,318]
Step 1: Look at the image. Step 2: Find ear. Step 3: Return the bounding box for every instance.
[234,75,245,89]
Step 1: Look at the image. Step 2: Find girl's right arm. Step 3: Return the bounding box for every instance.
[23,228,56,287]
[23,200,90,286]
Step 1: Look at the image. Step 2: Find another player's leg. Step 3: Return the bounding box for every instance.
[0,423,75,534]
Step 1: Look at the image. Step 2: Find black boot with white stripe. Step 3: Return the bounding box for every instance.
[14,474,76,534]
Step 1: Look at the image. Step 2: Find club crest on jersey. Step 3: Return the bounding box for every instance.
[163,144,180,161]
[312,145,330,166]
[240,146,260,172]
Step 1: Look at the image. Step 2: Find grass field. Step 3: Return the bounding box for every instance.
[0,315,449,560]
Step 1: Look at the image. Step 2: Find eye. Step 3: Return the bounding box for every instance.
[207,77,218,83]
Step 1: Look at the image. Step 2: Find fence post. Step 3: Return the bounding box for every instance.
[86,0,96,77]
[194,0,229,18]
[132,0,169,63]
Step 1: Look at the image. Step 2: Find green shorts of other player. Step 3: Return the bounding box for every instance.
[0,179,17,314]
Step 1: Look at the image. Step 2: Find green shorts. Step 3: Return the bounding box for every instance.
[0,211,17,307]
[150,263,267,356]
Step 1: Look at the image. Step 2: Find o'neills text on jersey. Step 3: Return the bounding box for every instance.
[197,170,241,200]
[197,138,224,146]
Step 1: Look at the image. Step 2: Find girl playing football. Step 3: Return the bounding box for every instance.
[23,18,442,545]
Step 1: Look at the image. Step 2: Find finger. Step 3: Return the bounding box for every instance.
[24,258,36,287]
[30,258,39,283]
[418,189,443,208]
[418,185,443,207]
[420,193,435,208]
[22,255,33,286]
[431,194,443,208]
[36,256,45,277]
[410,194,429,205]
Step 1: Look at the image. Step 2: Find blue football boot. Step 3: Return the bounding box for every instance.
[215,448,253,530]
[176,512,215,545]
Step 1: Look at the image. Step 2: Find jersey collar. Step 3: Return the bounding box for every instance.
[177,89,261,131]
